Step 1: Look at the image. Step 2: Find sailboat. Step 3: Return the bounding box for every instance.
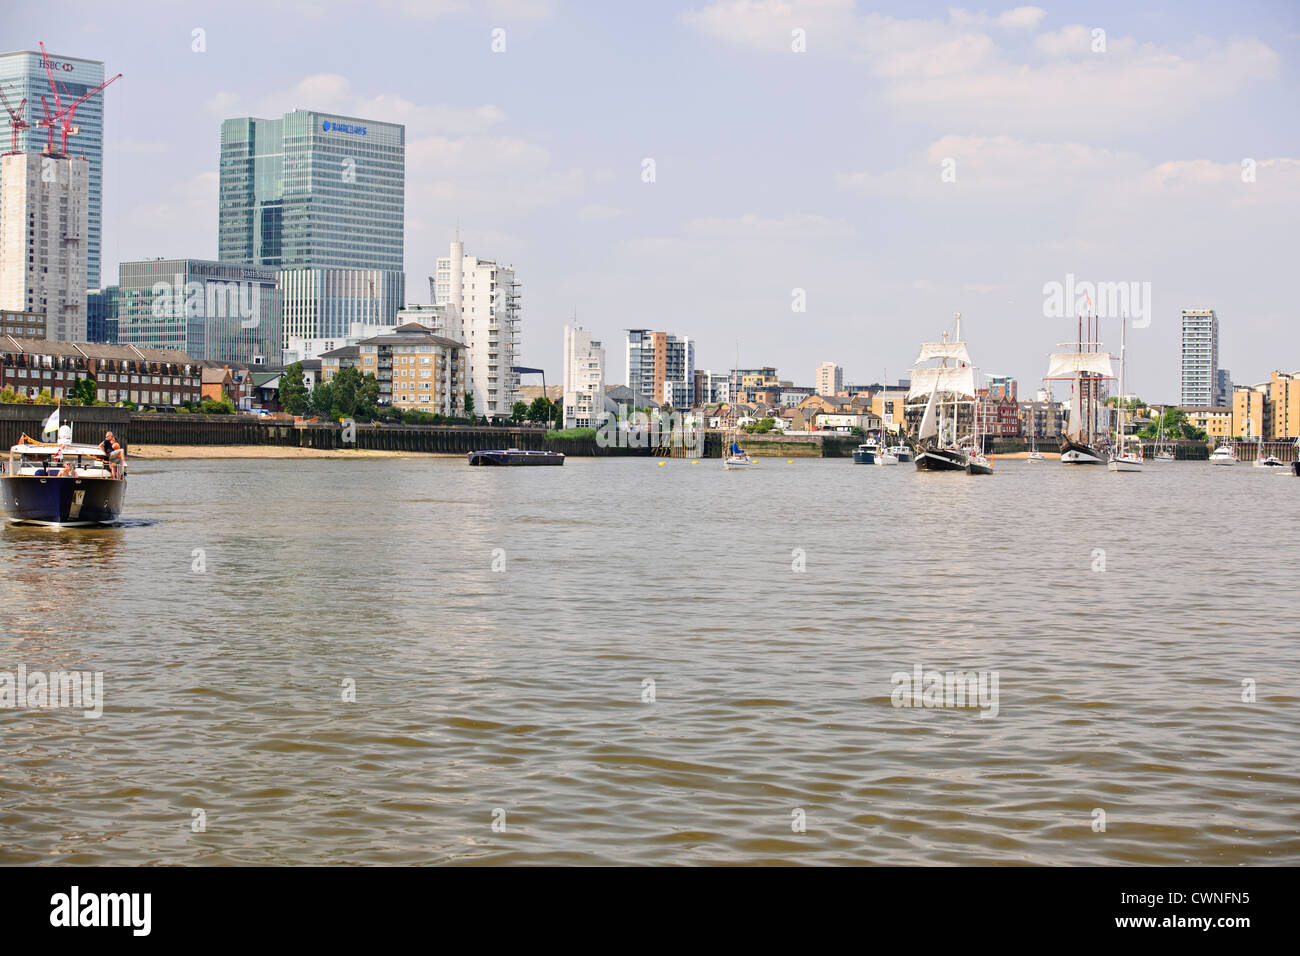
[1026,397,1045,461]
[966,385,993,475]
[909,313,978,472]
[1045,311,1115,464]
[1152,409,1175,462]
[1242,413,1282,468]
[723,347,757,469]
[1107,318,1142,472]
[723,414,756,469]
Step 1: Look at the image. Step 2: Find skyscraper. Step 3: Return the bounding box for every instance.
[218,109,405,343]
[430,240,520,419]
[1180,308,1219,407]
[0,50,107,288]
[0,153,89,341]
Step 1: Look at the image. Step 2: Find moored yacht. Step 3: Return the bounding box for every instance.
[1209,444,1237,465]
[853,438,877,464]
[888,443,914,464]
[1107,318,1143,472]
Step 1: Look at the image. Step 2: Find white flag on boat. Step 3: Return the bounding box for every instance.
[41,408,59,441]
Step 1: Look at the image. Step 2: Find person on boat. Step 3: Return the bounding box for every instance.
[101,432,124,478]
[57,460,75,477]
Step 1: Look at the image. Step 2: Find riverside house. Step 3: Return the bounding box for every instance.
[0,337,201,406]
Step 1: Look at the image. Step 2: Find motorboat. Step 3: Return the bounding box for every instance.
[2,425,127,526]
[1209,444,1237,465]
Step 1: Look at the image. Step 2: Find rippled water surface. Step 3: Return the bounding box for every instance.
[2,456,1298,865]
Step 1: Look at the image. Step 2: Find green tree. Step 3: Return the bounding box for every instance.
[357,372,381,419]
[331,366,364,418]
[310,382,336,418]
[199,396,235,414]
[511,401,528,423]
[279,362,310,415]
[463,390,476,418]
[527,395,557,424]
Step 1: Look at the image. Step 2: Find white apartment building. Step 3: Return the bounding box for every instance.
[1180,309,1219,407]
[697,370,730,404]
[0,153,89,342]
[816,361,843,396]
[430,240,519,419]
[562,324,606,429]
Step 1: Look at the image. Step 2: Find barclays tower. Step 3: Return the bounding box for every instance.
[218,109,405,350]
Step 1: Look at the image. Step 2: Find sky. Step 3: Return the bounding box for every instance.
[6,0,1300,401]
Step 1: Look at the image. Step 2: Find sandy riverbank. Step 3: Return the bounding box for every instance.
[129,445,457,460]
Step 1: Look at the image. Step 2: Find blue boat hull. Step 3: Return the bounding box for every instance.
[1,476,126,525]
[853,450,875,464]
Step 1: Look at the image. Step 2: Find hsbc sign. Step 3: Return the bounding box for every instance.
[43,60,77,72]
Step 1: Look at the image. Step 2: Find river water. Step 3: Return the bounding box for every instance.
[2,456,1297,865]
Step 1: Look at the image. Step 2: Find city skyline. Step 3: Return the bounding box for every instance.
[5,1,1299,400]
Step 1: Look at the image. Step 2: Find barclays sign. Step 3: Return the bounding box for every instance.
[322,120,367,136]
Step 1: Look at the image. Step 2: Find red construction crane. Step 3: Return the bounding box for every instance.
[0,84,30,154]
[34,41,121,157]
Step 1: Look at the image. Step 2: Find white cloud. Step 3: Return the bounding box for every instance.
[950,6,1048,30]
[839,137,1300,211]
[681,3,1281,134]
[204,92,240,115]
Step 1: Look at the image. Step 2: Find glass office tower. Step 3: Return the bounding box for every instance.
[0,50,108,288]
[218,110,405,343]
[117,259,282,366]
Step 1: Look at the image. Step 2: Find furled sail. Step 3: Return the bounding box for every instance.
[907,365,976,400]
[914,341,972,366]
[1045,351,1114,379]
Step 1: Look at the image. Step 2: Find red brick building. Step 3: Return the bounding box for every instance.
[1,337,202,406]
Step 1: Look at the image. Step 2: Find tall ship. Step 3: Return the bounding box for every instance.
[1045,313,1115,464]
[2,415,127,526]
[908,314,978,471]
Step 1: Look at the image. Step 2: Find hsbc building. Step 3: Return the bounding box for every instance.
[0,50,109,288]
